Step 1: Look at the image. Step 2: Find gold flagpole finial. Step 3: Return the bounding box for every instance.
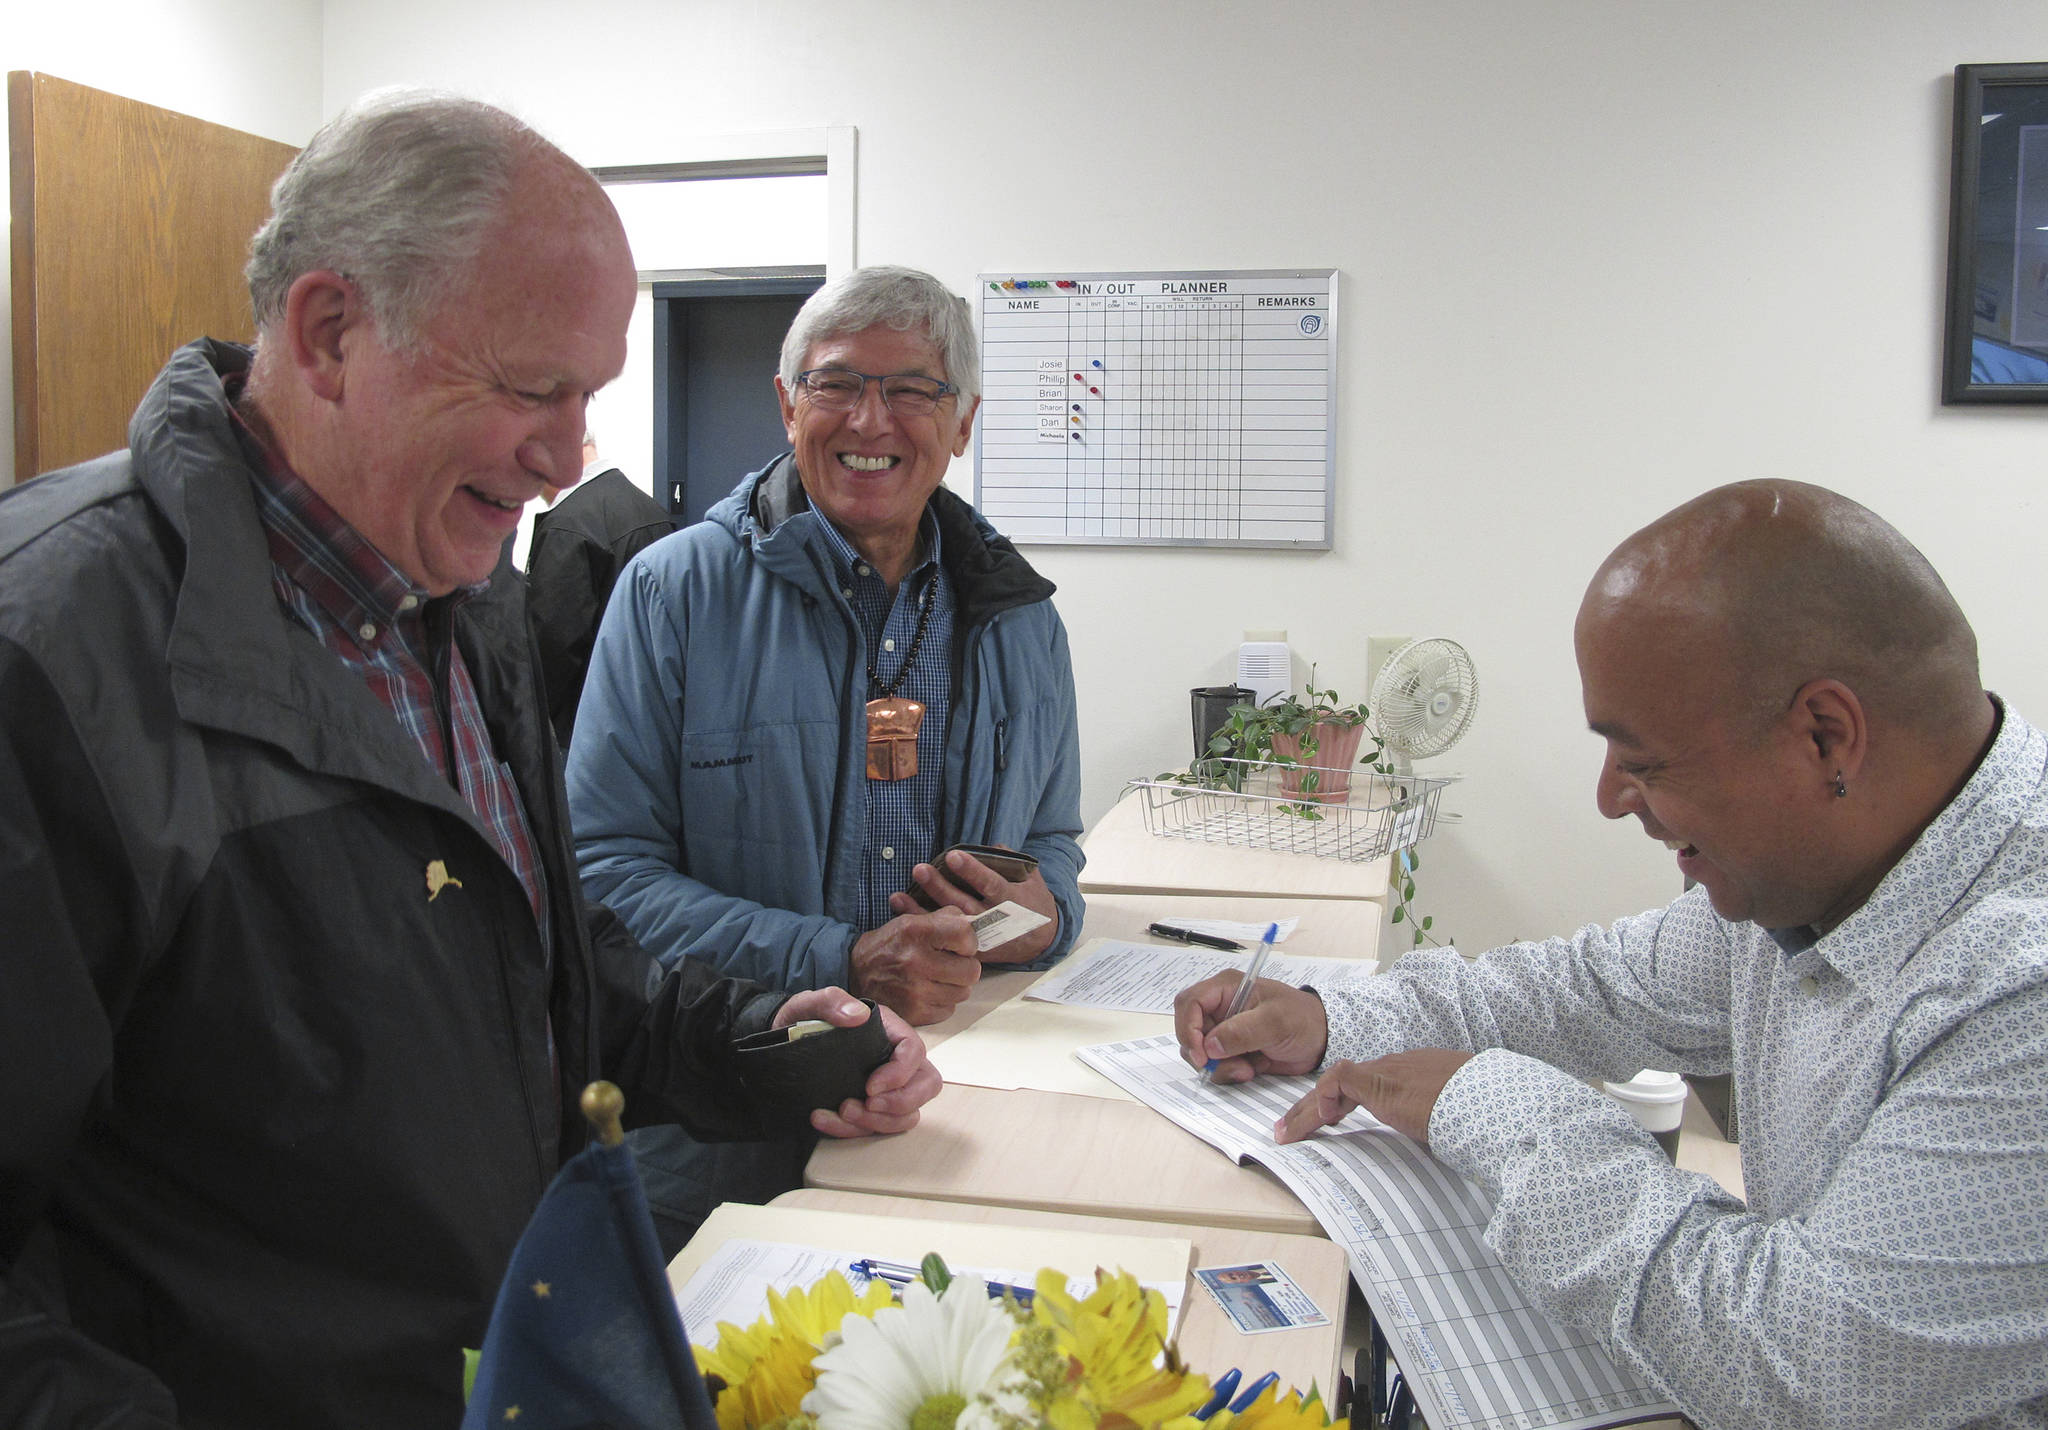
[579,1081,626,1147]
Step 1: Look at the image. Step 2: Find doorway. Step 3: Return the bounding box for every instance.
[653,275,823,525]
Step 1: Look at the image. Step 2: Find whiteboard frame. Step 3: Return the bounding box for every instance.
[971,268,1338,551]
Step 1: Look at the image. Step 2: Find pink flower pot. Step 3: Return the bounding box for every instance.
[1268,719,1368,804]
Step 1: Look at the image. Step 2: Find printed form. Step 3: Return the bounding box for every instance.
[1026,939,1377,1015]
[1077,1035,1680,1430]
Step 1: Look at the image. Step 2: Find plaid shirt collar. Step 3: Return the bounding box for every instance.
[812,503,943,589]
[229,388,484,649]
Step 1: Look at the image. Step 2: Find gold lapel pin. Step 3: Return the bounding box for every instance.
[426,859,463,902]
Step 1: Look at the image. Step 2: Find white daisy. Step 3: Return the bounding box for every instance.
[804,1277,1021,1430]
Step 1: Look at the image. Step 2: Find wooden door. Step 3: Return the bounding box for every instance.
[8,72,298,482]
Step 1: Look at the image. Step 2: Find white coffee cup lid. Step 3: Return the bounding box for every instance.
[1600,1070,1688,1104]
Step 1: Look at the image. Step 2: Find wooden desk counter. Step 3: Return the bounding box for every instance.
[767,1189,1351,1398]
[1079,786,1392,901]
[806,1079,1322,1235]
[808,892,1385,1234]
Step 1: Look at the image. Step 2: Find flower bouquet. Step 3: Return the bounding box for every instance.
[695,1253,1345,1430]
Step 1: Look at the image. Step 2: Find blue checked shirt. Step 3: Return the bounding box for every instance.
[235,414,549,938]
[814,512,954,933]
[1318,700,2048,1429]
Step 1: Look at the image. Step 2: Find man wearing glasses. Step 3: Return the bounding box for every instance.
[568,266,1083,1247]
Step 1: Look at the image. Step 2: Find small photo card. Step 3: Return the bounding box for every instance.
[969,900,1050,953]
[1193,1261,1330,1335]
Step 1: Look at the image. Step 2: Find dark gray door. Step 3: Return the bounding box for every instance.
[654,277,823,525]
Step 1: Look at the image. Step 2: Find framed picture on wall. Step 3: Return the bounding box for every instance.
[1943,62,2048,403]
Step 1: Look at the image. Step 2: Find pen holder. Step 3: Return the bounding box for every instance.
[1191,684,1254,764]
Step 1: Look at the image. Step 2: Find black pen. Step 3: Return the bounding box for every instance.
[1147,922,1244,952]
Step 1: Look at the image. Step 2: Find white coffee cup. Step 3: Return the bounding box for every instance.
[1600,1069,1688,1159]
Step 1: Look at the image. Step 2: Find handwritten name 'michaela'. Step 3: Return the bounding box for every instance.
[688,754,755,770]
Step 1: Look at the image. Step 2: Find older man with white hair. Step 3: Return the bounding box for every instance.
[0,92,936,1430]
[570,265,1084,1244]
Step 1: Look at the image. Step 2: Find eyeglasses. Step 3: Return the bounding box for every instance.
[795,368,958,417]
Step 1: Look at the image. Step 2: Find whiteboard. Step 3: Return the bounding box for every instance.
[973,269,1336,549]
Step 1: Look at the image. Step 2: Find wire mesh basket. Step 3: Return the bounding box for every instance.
[1127,759,1457,863]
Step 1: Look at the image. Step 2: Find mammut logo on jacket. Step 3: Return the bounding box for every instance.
[689,754,754,770]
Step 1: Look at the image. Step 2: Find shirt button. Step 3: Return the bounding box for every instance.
[883,638,897,652]
[857,564,871,577]
[1799,976,1819,996]
[398,594,419,612]
[357,622,377,643]
[841,587,854,599]
[881,847,896,861]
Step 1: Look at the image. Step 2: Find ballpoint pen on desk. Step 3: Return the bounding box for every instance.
[1193,1369,1242,1421]
[848,1257,1036,1306]
[1147,922,1244,952]
[1229,1372,1280,1413]
[1203,922,1279,1084]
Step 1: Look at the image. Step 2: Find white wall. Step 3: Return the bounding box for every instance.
[49,0,2047,957]
[1,0,325,486]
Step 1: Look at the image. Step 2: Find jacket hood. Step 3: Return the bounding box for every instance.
[708,454,1055,628]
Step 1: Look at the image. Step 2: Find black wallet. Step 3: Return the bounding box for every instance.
[907,843,1040,911]
[732,999,892,1135]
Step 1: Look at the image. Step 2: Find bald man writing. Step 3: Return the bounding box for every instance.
[1176,482,2047,1429]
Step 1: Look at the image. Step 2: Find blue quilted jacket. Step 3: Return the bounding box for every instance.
[568,455,1084,989]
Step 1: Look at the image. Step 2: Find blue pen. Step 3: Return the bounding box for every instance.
[1193,1368,1241,1421]
[1229,1371,1279,1413]
[850,1258,1034,1306]
[1203,922,1280,1083]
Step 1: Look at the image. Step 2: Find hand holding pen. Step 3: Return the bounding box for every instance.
[1204,923,1278,1084]
[1172,926,1331,1083]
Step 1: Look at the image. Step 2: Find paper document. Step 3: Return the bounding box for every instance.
[1027,939,1378,1015]
[1076,1035,1682,1430]
[929,993,1156,1100]
[676,1237,1184,1346]
[1175,916,1301,943]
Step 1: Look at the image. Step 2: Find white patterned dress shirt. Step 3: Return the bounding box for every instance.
[1317,700,2048,1429]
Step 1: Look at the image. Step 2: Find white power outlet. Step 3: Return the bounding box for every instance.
[1366,634,1412,693]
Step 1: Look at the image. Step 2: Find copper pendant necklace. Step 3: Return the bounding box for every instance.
[865,574,936,781]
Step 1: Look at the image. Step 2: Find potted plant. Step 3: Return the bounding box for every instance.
[1201,671,1384,808]
[1182,668,1447,950]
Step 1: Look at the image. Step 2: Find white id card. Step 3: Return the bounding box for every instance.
[968,900,1051,953]
[1193,1261,1330,1335]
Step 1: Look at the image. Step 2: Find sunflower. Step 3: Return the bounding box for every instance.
[698,1270,894,1430]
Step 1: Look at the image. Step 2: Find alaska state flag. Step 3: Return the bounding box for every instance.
[462,1136,718,1429]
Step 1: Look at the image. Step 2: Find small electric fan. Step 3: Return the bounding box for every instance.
[1370,637,1479,773]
